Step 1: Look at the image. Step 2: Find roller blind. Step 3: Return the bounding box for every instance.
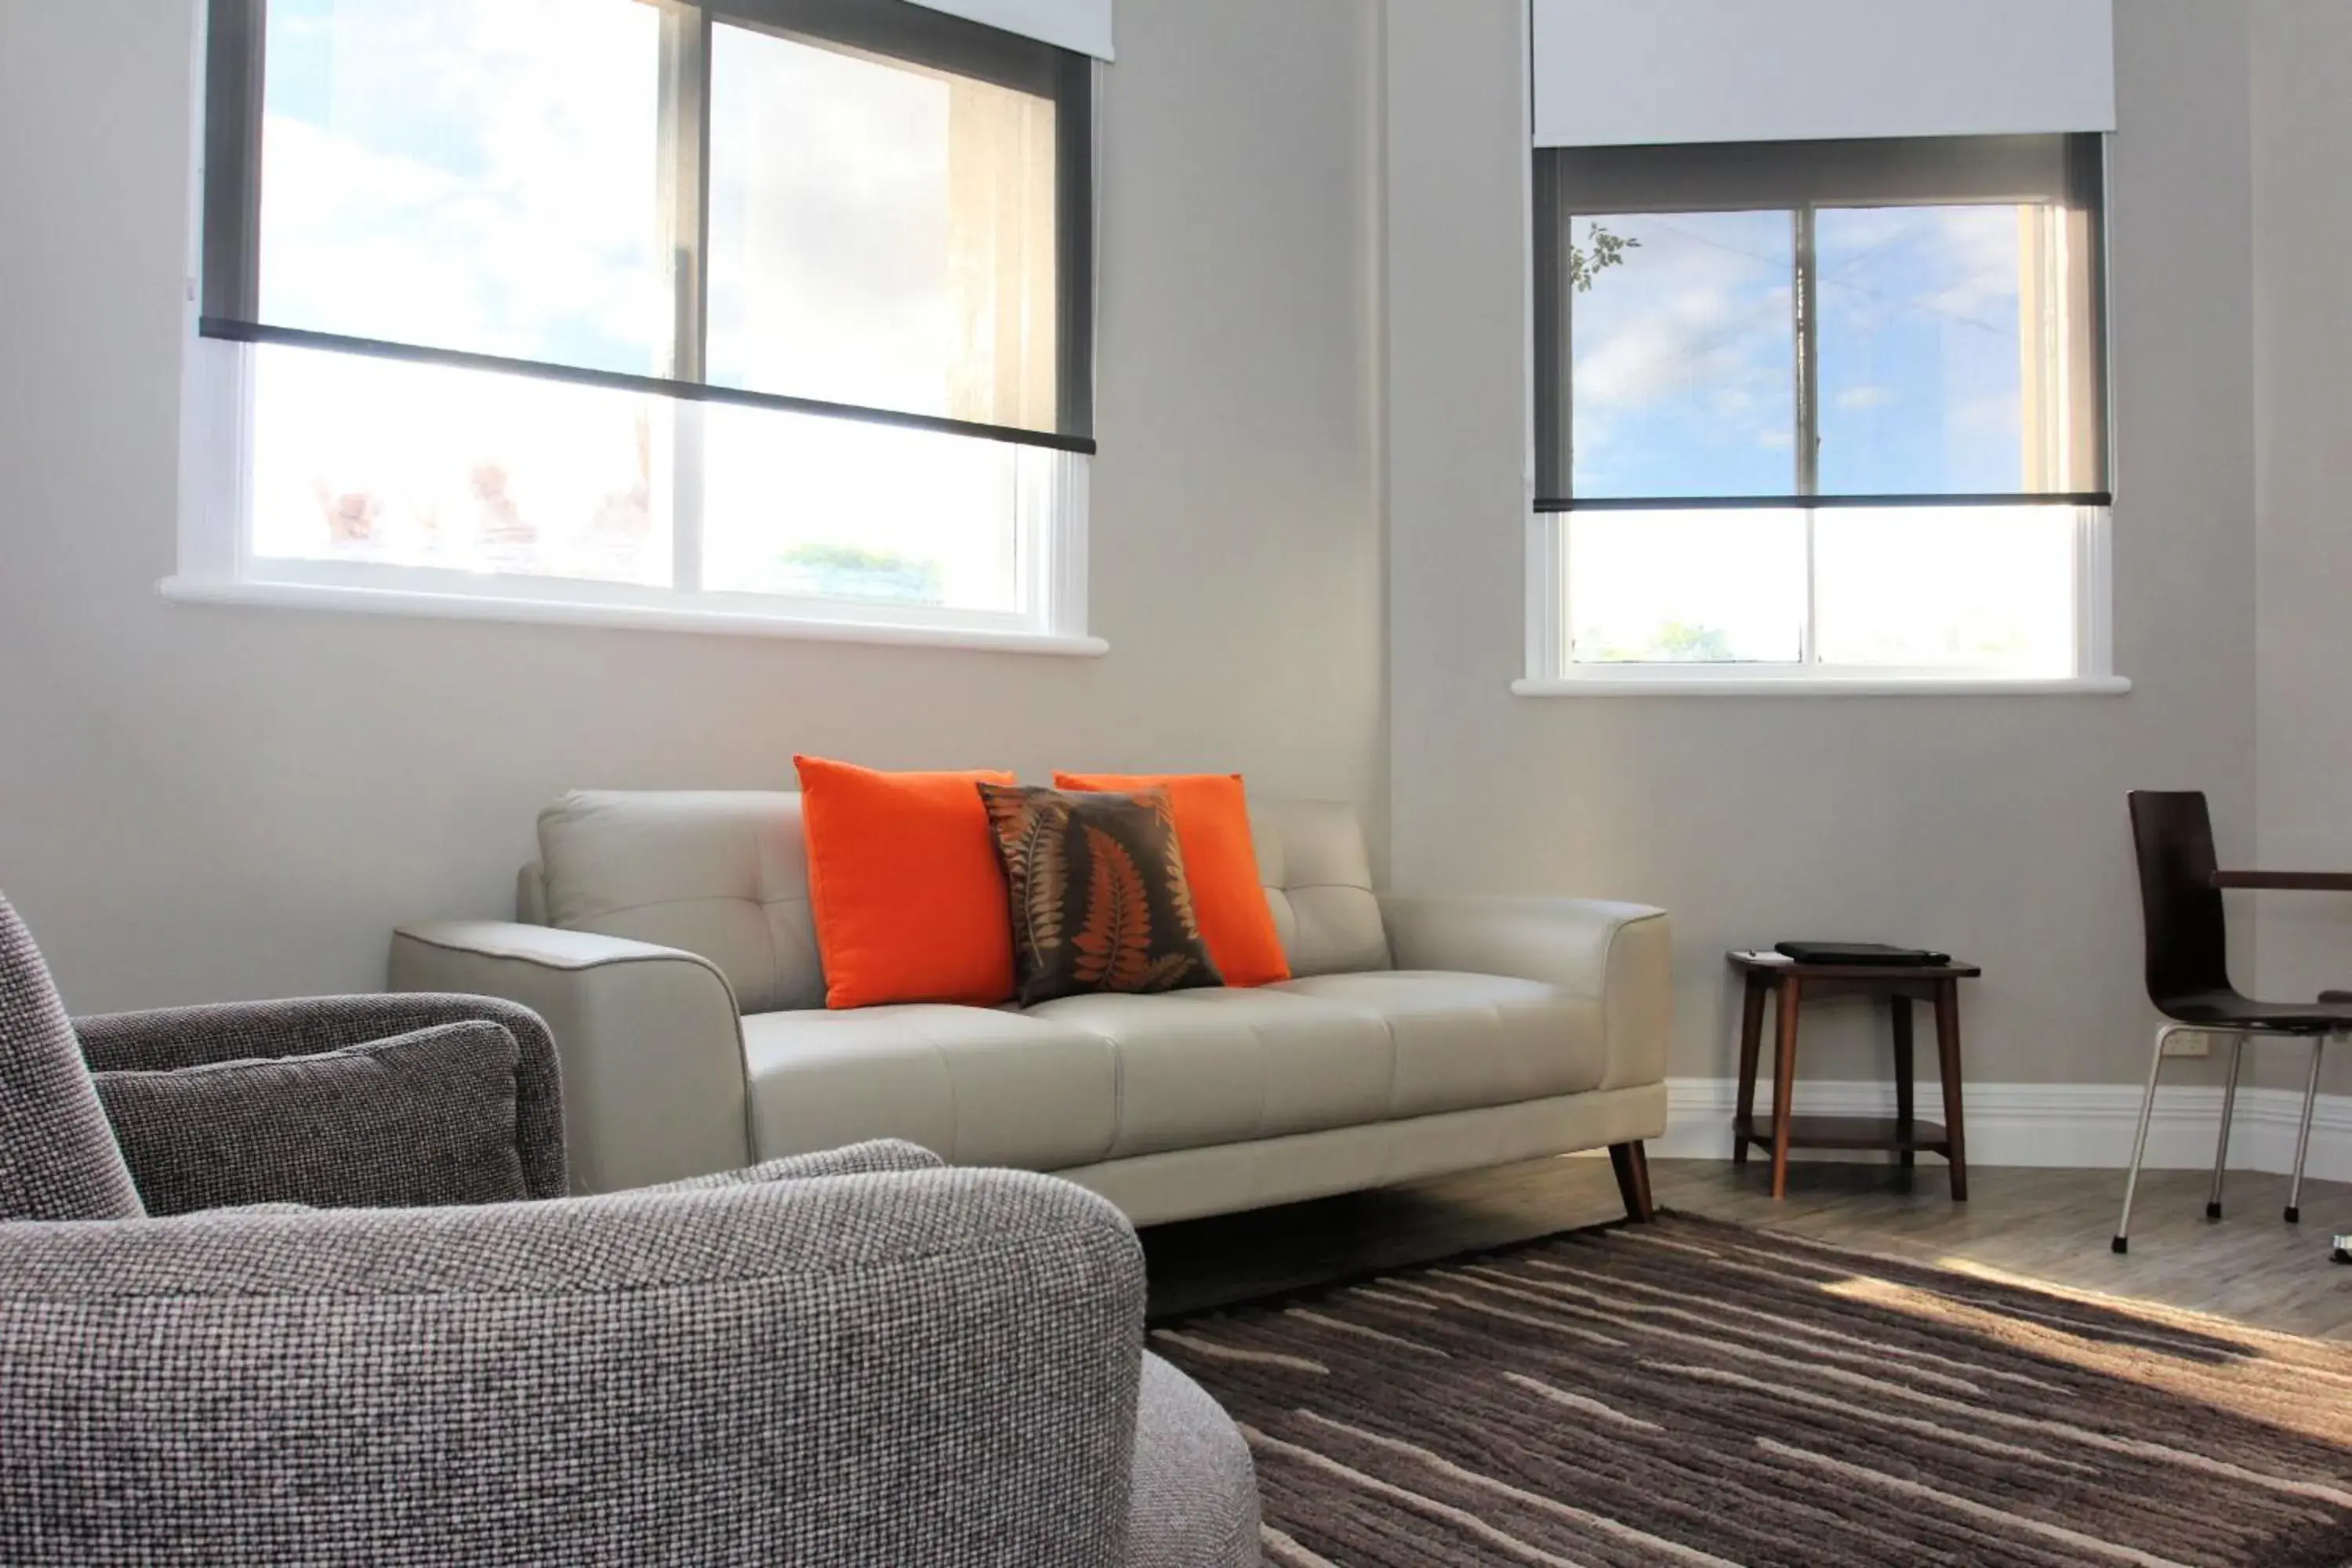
[1533,134,2110,509]
[201,0,1098,454]
[906,0,1112,60]
[1532,0,2115,149]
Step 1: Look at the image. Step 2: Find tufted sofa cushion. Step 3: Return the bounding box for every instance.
[1247,798,1391,978]
[538,792,822,1015]
[532,791,1391,1014]
[733,971,1607,1168]
[738,1004,1120,1171]
[1272,971,1607,1116]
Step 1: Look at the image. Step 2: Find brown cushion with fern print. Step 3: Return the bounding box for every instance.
[977,785,1224,1007]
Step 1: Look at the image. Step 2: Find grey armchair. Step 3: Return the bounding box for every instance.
[0,895,1261,1566]
[78,992,569,1203]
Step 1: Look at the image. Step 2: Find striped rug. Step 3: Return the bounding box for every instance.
[1151,1214,2352,1567]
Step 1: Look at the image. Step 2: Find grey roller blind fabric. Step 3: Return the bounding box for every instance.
[200,0,1098,454]
[1538,135,2100,217]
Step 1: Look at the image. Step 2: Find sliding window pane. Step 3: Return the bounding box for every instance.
[1569,212,1797,500]
[707,21,1060,431]
[702,407,1022,612]
[257,0,667,373]
[1813,507,2074,670]
[1566,510,1806,663]
[1816,205,2039,495]
[249,345,672,585]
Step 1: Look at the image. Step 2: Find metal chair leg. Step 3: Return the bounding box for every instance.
[2207,1033,2246,1220]
[2115,1024,2184,1254]
[2286,1033,2327,1224]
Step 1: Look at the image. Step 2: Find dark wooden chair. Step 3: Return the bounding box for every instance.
[2114,791,2352,1253]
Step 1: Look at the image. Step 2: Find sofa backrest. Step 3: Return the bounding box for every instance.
[525,790,1390,1014]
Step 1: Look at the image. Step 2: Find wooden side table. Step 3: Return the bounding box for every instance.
[1727,951,1982,1201]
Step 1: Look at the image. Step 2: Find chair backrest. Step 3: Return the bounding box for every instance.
[525,790,1392,1014]
[2127,790,2234,1011]
[0,894,145,1221]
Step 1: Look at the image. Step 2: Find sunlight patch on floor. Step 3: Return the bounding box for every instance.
[1821,1272,2352,1446]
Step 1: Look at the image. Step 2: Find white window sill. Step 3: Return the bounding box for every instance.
[1512,674,2132,698]
[158,576,1109,658]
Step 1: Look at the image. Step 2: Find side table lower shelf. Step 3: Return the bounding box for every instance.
[1733,1115,1953,1159]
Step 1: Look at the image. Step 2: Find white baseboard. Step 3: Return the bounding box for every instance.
[1656,1077,2352,1181]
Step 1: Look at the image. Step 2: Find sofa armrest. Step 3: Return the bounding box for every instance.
[390,922,750,1194]
[0,1169,1146,1567]
[74,994,565,1200]
[1378,895,1672,1092]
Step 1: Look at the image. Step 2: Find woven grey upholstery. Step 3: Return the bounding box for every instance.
[0,895,143,1221]
[0,1168,1148,1566]
[1130,1352,1265,1568]
[5,898,1261,1563]
[93,1021,532,1215]
[74,992,565,1200]
[645,1138,945,1191]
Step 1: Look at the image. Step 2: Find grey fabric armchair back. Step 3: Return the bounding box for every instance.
[0,893,1261,1566]
[75,992,568,1208]
[0,895,145,1221]
[2,1157,1163,1565]
[2,889,567,1214]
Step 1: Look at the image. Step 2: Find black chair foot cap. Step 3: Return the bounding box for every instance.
[2111,1236,2129,1254]
[2286,1206,2301,1224]
[2205,1201,2223,1221]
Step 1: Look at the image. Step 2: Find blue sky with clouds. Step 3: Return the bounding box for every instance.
[1570,205,2026,499]
[260,0,666,376]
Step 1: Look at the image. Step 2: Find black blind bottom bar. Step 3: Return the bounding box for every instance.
[197,319,1098,458]
[1541,492,2111,513]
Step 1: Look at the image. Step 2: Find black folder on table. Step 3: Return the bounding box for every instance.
[1773,941,1951,967]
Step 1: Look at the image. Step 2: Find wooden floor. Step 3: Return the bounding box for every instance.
[1142,1155,2352,1337]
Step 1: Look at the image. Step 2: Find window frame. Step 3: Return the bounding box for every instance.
[1523,133,2124,695]
[169,0,1105,655]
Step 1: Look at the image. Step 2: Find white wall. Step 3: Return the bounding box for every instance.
[1385,0,2261,1087]
[2250,0,2352,1092]
[0,0,1386,1011]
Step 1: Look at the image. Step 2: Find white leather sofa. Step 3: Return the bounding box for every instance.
[390,791,1671,1225]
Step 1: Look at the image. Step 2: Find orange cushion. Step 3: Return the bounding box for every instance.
[795,756,1018,1010]
[1053,772,1290,987]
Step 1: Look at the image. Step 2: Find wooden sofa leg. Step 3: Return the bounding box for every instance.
[1608,1141,1655,1223]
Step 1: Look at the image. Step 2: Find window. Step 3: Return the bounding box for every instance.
[175,0,1100,652]
[1527,135,2115,690]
